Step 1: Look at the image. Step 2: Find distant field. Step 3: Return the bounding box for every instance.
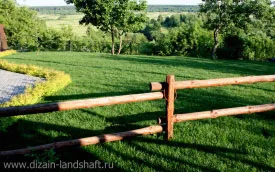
[38,12,186,36]
[147,12,187,19]
[38,14,89,36]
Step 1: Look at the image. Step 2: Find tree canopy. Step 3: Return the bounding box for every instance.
[66,0,148,55]
[200,0,275,59]
[0,0,45,50]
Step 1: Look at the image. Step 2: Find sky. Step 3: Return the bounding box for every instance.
[16,0,202,6]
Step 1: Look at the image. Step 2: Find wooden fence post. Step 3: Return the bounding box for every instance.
[165,75,175,140]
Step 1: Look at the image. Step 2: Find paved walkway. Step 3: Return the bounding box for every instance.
[0,69,44,104]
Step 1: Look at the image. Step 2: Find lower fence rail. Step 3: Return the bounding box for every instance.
[173,103,275,123]
[0,125,164,156]
[1,103,274,156]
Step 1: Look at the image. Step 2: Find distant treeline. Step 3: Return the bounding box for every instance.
[30,5,199,15]
[147,5,199,12]
[30,6,78,15]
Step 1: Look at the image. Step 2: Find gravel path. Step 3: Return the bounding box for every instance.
[0,69,44,104]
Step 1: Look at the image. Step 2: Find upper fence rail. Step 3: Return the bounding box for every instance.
[0,74,274,156]
[0,92,164,117]
[150,75,275,91]
[0,75,274,118]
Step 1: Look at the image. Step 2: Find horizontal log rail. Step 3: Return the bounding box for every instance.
[0,92,164,117]
[0,125,164,156]
[1,103,274,156]
[150,75,275,91]
[173,103,275,123]
[1,74,274,156]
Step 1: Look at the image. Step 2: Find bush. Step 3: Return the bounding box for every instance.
[0,0,45,51]
[217,35,245,60]
[0,50,17,57]
[153,21,213,57]
[0,59,71,108]
[218,33,275,61]
[242,33,275,61]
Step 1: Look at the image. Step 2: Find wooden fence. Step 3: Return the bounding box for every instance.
[0,74,274,156]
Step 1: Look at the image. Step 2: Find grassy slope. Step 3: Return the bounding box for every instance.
[1,52,275,171]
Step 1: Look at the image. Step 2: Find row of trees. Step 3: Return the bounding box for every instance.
[65,0,274,59]
[1,0,274,61]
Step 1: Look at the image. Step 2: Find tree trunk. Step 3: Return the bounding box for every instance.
[111,29,115,55]
[117,35,123,55]
[212,28,220,59]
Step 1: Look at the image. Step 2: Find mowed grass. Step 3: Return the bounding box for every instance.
[1,52,275,171]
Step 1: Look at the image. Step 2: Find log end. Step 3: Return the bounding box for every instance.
[150,82,166,91]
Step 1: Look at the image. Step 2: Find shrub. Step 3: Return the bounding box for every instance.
[242,33,275,61]
[218,32,275,61]
[0,60,71,107]
[0,50,17,57]
[153,21,213,57]
[217,35,245,60]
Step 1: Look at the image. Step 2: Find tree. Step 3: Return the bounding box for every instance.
[0,0,45,50]
[157,15,164,24]
[163,15,180,27]
[66,0,147,55]
[200,0,274,59]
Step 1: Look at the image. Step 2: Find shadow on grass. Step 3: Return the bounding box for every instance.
[100,55,275,76]
[1,55,274,171]
[5,57,203,80]
[2,117,273,171]
[0,103,274,171]
[123,137,275,171]
[7,55,275,78]
[0,118,271,172]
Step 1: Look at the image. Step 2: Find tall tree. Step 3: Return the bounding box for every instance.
[66,0,147,55]
[200,0,274,59]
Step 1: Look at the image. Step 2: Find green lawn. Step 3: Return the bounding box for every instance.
[1,52,275,171]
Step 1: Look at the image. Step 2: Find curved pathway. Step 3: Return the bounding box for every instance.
[0,69,43,104]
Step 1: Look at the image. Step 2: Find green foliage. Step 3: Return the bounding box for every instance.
[141,19,161,41]
[0,59,71,108]
[0,50,17,57]
[163,15,181,27]
[0,0,45,50]
[153,33,173,56]
[66,0,148,54]
[38,26,74,51]
[0,53,71,110]
[200,0,275,58]
[153,17,213,57]
[0,0,273,60]
[120,33,150,54]
[242,33,275,61]
[217,35,245,60]
[31,5,200,14]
